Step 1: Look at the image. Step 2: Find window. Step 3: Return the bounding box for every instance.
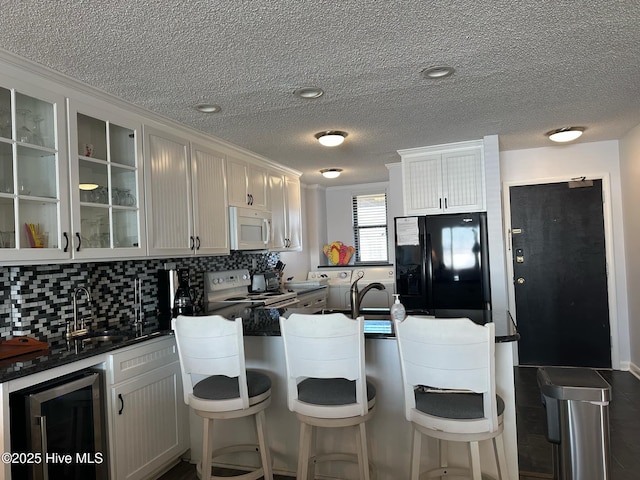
[352,192,388,263]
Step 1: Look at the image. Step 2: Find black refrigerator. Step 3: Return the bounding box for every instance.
[394,212,491,324]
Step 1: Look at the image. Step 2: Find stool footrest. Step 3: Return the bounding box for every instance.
[197,443,268,480]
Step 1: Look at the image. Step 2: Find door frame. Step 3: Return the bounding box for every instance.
[502,173,620,368]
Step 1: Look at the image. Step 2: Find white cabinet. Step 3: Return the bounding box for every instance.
[68,99,146,259]
[399,140,485,215]
[0,74,71,262]
[143,126,229,256]
[268,171,302,251]
[227,156,268,210]
[106,337,188,480]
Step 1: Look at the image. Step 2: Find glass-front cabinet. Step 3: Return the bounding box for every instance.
[0,81,70,262]
[68,100,145,259]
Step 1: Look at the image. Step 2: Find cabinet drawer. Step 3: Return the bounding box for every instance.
[107,336,178,385]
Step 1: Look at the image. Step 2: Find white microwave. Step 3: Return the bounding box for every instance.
[229,206,271,251]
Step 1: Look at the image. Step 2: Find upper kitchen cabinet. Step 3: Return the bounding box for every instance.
[67,99,146,259]
[227,156,269,210]
[399,140,485,215]
[0,78,71,263]
[269,171,302,251]
[143,125,229,257]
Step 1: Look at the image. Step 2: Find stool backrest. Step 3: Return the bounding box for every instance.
[280,313,367,417]
[172,315,249,409]
[395,316,498,433]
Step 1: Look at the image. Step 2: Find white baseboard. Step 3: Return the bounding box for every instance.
[629,362,640,380]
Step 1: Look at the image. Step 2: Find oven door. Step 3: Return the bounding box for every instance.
[229,206,271,250]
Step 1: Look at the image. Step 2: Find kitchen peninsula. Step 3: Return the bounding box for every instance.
[186,305,519,480]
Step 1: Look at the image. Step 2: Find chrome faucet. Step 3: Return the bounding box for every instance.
[67,287,92,339]
[350,271,386,318]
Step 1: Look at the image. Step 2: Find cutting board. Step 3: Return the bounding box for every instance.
[0,337,49,361]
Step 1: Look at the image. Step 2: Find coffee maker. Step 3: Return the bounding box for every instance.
[173,268,195,316]
[157,267,196,329]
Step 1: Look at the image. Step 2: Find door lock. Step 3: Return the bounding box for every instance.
[517,277,525,284]
[515,248,524,263]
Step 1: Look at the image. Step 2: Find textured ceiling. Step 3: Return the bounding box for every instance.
[2,1,640,186]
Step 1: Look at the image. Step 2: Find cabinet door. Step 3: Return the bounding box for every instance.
[111,362,187,480]
[0,79,71,262]
[268,173,287,250]
[284,175,302,250]
[226,156,250,207]
[441,147,484,213]
[144,126,194,256]
[191,142,230,255]
[402,154,443,215]
[247,163,268,210]
[68,100,146,259]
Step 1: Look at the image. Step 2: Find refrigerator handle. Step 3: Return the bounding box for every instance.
[425,231,434,312]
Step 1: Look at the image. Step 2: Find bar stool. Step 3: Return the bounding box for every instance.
[279,312,376,480]
[172,315,273,480]
[394,315,509,480]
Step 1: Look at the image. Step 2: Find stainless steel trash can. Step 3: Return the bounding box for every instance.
[537,367,611,480]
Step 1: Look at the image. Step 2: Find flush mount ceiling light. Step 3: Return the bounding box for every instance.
[421,65,455,79]
[79,183,99,191]
[546,127,585,143]
[320,168,343,179]
[194,103,222,113]
[315,130,348,147]
[294,87,324,99]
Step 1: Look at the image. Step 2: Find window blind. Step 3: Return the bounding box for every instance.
[352,193,388,262]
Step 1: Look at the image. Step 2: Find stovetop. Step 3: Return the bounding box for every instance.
[205,269,299,311]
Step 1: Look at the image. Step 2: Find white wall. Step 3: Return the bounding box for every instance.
[619,125,640,375]
[500,140,631,369]
[324,181,391,264]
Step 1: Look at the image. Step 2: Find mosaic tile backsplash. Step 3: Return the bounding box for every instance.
[0,251,278,341]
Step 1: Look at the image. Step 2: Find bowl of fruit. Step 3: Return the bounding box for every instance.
[323,241,355,265]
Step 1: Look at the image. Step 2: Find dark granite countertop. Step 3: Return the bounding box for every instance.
[242,306,519,342]
[0,326,171,384]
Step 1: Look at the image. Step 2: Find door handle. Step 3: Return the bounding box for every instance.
[118,394,124,415]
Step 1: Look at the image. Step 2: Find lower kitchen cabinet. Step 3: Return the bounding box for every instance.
[106,337,188,480]
[295,287,328,309]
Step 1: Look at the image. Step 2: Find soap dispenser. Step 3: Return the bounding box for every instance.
[390,294,406,322]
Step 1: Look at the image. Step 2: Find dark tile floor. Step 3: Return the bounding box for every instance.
[160,366,640,480]
[515,366,640,480]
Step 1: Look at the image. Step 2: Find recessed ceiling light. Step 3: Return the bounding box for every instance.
[294,87,324,99]
[421,66,455,79]
[194,103,222,113]
[315,130,348,147]
[546,127,585,143]
[320,168,343,179]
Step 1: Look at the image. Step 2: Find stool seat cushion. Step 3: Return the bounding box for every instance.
[297,377,376,406]
[193,370,271,401]
[414,389,505,419]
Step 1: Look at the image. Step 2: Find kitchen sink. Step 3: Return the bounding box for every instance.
[80,330,135,344]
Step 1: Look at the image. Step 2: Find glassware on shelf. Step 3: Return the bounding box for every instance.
[31,115,44,146]
[0,109,11,139]
[17,109,33,144]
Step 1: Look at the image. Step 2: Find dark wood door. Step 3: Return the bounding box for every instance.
[510,180,611,367]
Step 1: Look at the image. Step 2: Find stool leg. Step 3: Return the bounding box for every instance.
[308,424,317,480]
[439,440,449,480]
[356,422,371,480]
[255,409,273,480]
[410,428,422,480]
[297,422,313,480]
[493,434,508,480]
[202,417,212,480]
[469,441,482,480]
